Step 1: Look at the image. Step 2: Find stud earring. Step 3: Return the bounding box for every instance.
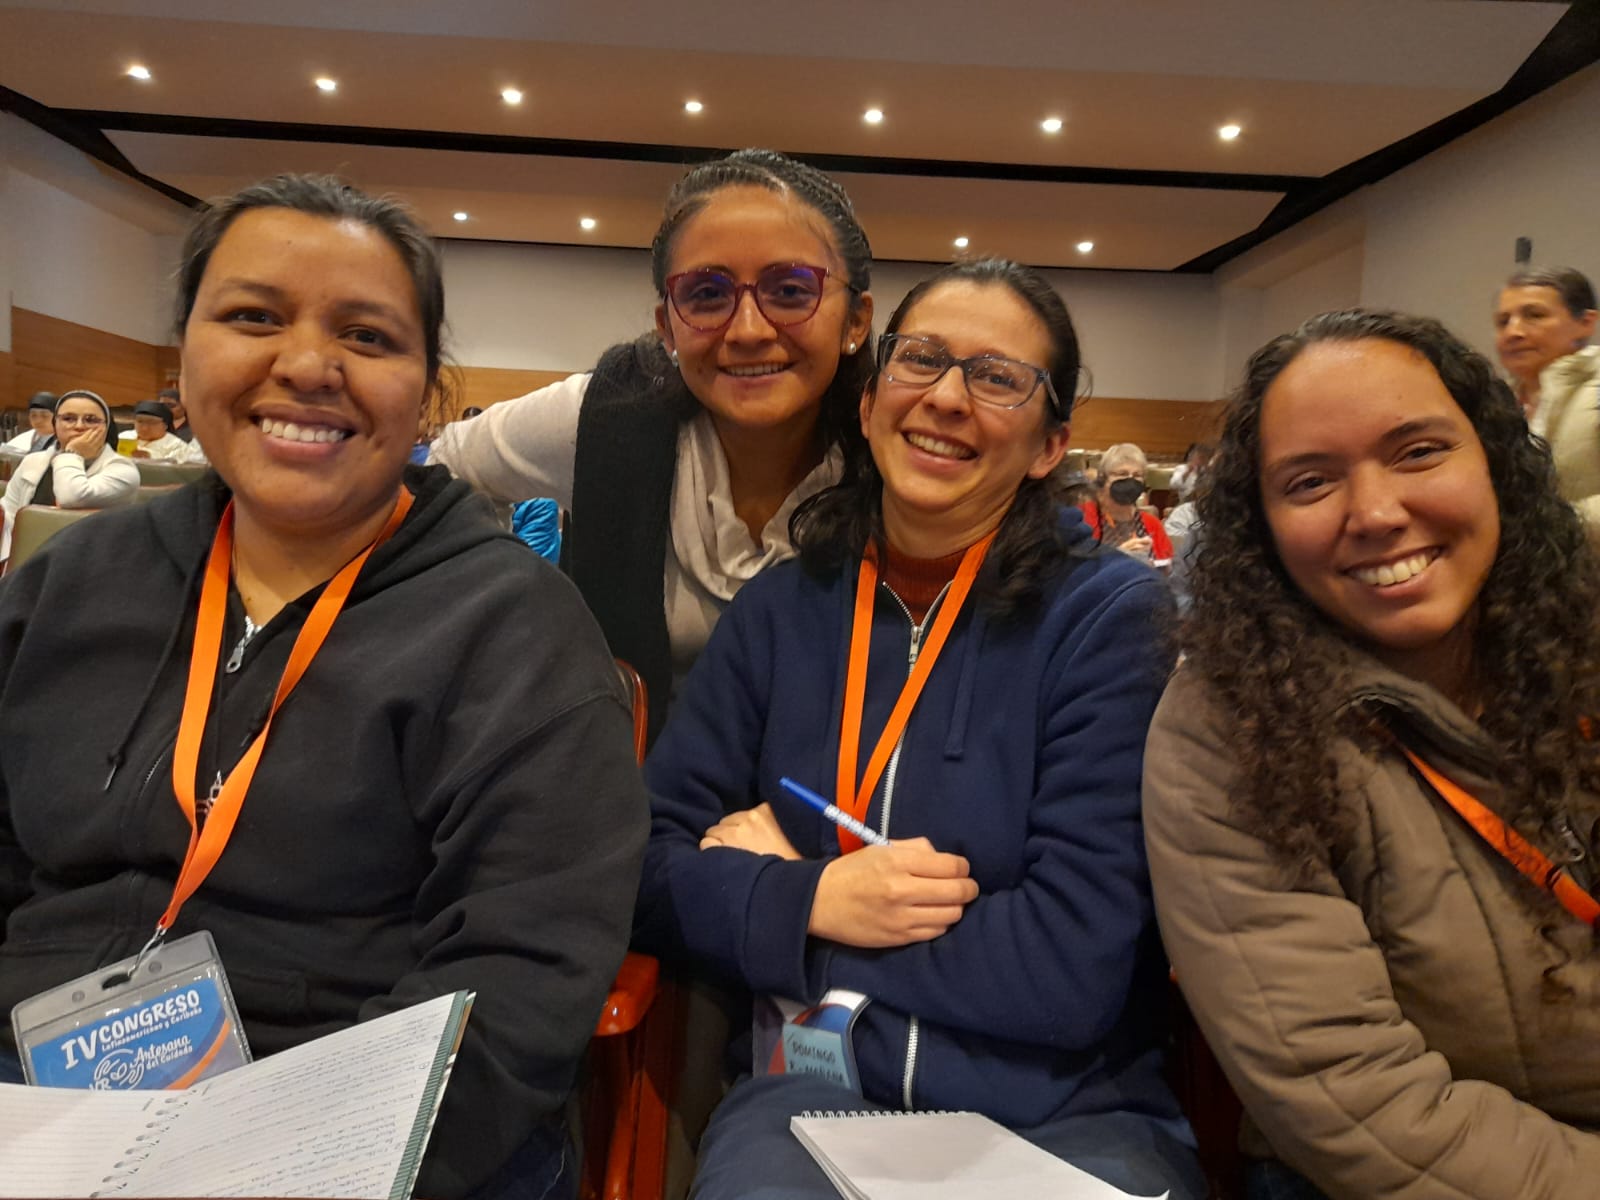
[847,342,857,353]
[668,349,679,368]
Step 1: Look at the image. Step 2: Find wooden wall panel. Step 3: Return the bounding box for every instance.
[7,315,1223,460]
[1069,397,1226,460]
[10,308,170,412]
[448,365,572,419]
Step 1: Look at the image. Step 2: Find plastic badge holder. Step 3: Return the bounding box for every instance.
[12,930,251,1089]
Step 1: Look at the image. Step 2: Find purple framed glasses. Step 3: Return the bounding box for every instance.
[664,264,844,333]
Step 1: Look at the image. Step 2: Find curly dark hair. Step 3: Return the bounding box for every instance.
[650,148,874,457]
[1184,308,1600,875]
[791,258,1082,619]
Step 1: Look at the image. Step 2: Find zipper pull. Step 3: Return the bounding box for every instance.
[197,772,223,826]
[225,634,249,674]
[1556,814,1587,863]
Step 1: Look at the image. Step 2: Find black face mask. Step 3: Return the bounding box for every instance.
[1108,477,1144,506]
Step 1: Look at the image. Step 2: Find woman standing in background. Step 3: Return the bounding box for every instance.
[430,149,874,740]
[1493,266,1599,549]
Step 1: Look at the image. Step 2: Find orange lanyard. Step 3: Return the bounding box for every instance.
[833,533,994,853]
[157,488,413,936]
[1397,743,1600,927]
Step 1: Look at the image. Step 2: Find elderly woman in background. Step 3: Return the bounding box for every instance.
[2,392,57,455]
[130,398,192,461]
[0,174,647,1200]
[1146,309,1600,1200]
[637,259,1203,1200]
[0,388,138,563]
[1079,441,1172,568]
[1494,266,1599,549]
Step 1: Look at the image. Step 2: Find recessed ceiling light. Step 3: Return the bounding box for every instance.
[862,108,884,125]
[1076,241,1095,254]
[580,217,598,231]
[314,77,338,93]
[1040,116,1063,134]
[453,212,469,222]
[684,99,704,114]
[501,87,523,105]
[953,236,970,249]
[126,65,152,81]
[1218,123,1242,141]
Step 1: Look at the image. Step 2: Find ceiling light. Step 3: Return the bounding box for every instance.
[314,77,338,93]
[501,87,523,105]
[862,108,884,125]
[453,212,469,222]
[1076,241,1094,254]
[1218,123,1242,141]
[1040,116,1063,134]
[684,99,703,114]
[953,236,969,249]
[580,217,598,231]
[126,65,152,81]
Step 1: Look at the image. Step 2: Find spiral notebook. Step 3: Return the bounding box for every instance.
[791,1111,1168,1200]
[0,990,471,1199]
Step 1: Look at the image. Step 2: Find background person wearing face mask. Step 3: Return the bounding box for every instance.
[0,389,139,562]
[1494,266,1600,550]
[3,393,57,455]
[1080,442,1172,568]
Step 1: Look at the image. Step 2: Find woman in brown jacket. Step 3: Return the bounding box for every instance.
[1144,309,1600,1200]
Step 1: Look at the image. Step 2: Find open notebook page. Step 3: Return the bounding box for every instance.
[0,1084,166,1198]
[791,1111,1168,1200]
[121,992,463,1198]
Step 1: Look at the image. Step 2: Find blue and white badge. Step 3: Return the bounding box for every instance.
[753,989,869,1094]
[12,931,251,1090]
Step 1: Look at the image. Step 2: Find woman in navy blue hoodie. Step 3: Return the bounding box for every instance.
[636,259,1203,1199]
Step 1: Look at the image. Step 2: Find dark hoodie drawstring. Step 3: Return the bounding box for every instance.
[103,547,208,791]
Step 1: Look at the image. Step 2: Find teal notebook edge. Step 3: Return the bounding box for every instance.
[390,990,475,1200]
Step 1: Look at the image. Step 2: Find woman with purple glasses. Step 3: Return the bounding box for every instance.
[431,150,873,740]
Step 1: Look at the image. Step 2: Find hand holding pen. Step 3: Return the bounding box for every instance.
[779,777,980,949]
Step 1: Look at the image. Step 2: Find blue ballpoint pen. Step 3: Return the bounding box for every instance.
[779,776,892,847]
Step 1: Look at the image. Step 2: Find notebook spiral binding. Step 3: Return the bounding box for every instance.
[800,1109,959,1119]
[90,1095,190,1196]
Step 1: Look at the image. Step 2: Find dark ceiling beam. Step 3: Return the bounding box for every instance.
[53,108,1311,194]
[1177,0,1600,272]
[0,84,199,209]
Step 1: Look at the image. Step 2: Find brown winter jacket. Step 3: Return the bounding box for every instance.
[1144,660,1600,1200]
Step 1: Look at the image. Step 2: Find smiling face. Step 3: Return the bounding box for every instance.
[179,208,429,543]
[863,280,1068,558]
[1259,338,1500,694]
[1494,285,1597,387]
[653,186,871,446]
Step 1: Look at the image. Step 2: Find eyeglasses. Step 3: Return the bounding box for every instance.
[56,414,106,428]
[664,264,842,333]
[878,333,1063,417]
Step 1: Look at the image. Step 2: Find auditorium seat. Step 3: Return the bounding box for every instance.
[4,504,95,573]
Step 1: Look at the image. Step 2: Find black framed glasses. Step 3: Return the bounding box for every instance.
[664,264,840,333]
[878,333,1063,418]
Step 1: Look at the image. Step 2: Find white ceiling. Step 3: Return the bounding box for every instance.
[0,0,1582,270]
